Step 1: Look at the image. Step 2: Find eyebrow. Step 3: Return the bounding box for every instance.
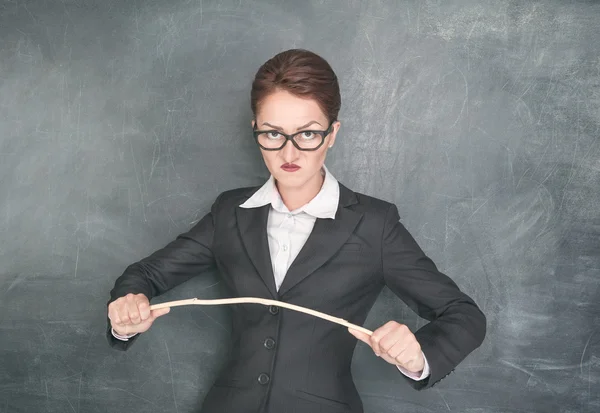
[261,120,323,131]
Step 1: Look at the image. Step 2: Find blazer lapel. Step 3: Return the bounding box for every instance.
[235,203,279,300]
[277,184,363,298]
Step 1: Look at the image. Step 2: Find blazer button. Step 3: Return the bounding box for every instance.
[264,337,275,349]
[269,305,279,315]
[257,373,270,385]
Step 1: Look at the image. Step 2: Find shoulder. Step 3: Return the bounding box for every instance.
[212,185,261,209]
[339,182,399,220]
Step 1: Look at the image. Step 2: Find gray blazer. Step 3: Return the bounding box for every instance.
[106,182,486,413]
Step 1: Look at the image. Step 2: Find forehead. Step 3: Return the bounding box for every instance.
[257,90,326,124]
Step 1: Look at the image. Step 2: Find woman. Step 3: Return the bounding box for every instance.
[106,49,486,413]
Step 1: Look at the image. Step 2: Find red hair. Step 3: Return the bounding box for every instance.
[251,49,341,123]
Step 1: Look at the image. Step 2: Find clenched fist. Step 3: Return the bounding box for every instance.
[348,320,425,374]
[108,293,170,336]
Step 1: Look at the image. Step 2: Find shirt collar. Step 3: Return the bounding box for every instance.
[239,165,339,219]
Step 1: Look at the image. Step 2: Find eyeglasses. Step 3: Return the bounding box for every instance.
[252,120,335,151]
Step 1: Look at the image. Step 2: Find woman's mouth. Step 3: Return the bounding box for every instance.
[281,163,301,172]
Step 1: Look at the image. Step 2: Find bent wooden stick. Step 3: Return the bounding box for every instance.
[150,297,373,336]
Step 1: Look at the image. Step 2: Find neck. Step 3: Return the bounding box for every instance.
[276,171,325,211]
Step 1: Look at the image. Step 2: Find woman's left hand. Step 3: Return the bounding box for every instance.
[348,321,425,374]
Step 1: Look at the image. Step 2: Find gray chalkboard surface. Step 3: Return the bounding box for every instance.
[1,0,598,412]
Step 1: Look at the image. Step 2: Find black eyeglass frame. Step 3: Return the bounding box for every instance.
[252,120,336,151]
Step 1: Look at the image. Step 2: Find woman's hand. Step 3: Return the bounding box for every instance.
[108,293,170,336]
[348,320,424,374]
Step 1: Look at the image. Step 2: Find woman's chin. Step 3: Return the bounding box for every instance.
[274,173,307,189]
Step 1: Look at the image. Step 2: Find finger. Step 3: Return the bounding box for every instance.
[369,332,383,356]
[370,322,398,356]
[371,321,403,357]
[379,332,404,358]
[117,300,131,325]
[151,307,171,319]
[387,339,410,361]
[378,351,401,366]
[136,296,151,321]
[126,294,141,324]
[379,324,410,356]
[107,303,121,325]
[394,348,422,371]
[347,327,372,346]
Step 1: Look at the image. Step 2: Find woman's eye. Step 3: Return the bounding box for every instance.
[300,131,315,139]
[267,132,281,139]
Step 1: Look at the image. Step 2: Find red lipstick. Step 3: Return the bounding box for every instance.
[281,163,300,172]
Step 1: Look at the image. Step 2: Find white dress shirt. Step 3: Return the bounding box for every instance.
[112,165,430,381]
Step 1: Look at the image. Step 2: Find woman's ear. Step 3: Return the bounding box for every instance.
[251,119,256,129]
[328,120,340,148]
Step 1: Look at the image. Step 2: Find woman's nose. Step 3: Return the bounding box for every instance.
[280,139,300,161]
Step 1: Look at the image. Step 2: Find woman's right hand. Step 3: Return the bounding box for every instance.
[108,293,170,335]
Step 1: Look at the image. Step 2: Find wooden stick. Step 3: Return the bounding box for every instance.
[150,297,373,336]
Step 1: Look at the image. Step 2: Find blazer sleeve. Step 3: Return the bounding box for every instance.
[381,204,486,390]
[106,193,222,351]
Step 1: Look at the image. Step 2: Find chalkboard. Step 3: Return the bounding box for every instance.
[1,0,598,412]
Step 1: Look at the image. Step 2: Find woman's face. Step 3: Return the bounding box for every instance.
[252,89,340,191]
